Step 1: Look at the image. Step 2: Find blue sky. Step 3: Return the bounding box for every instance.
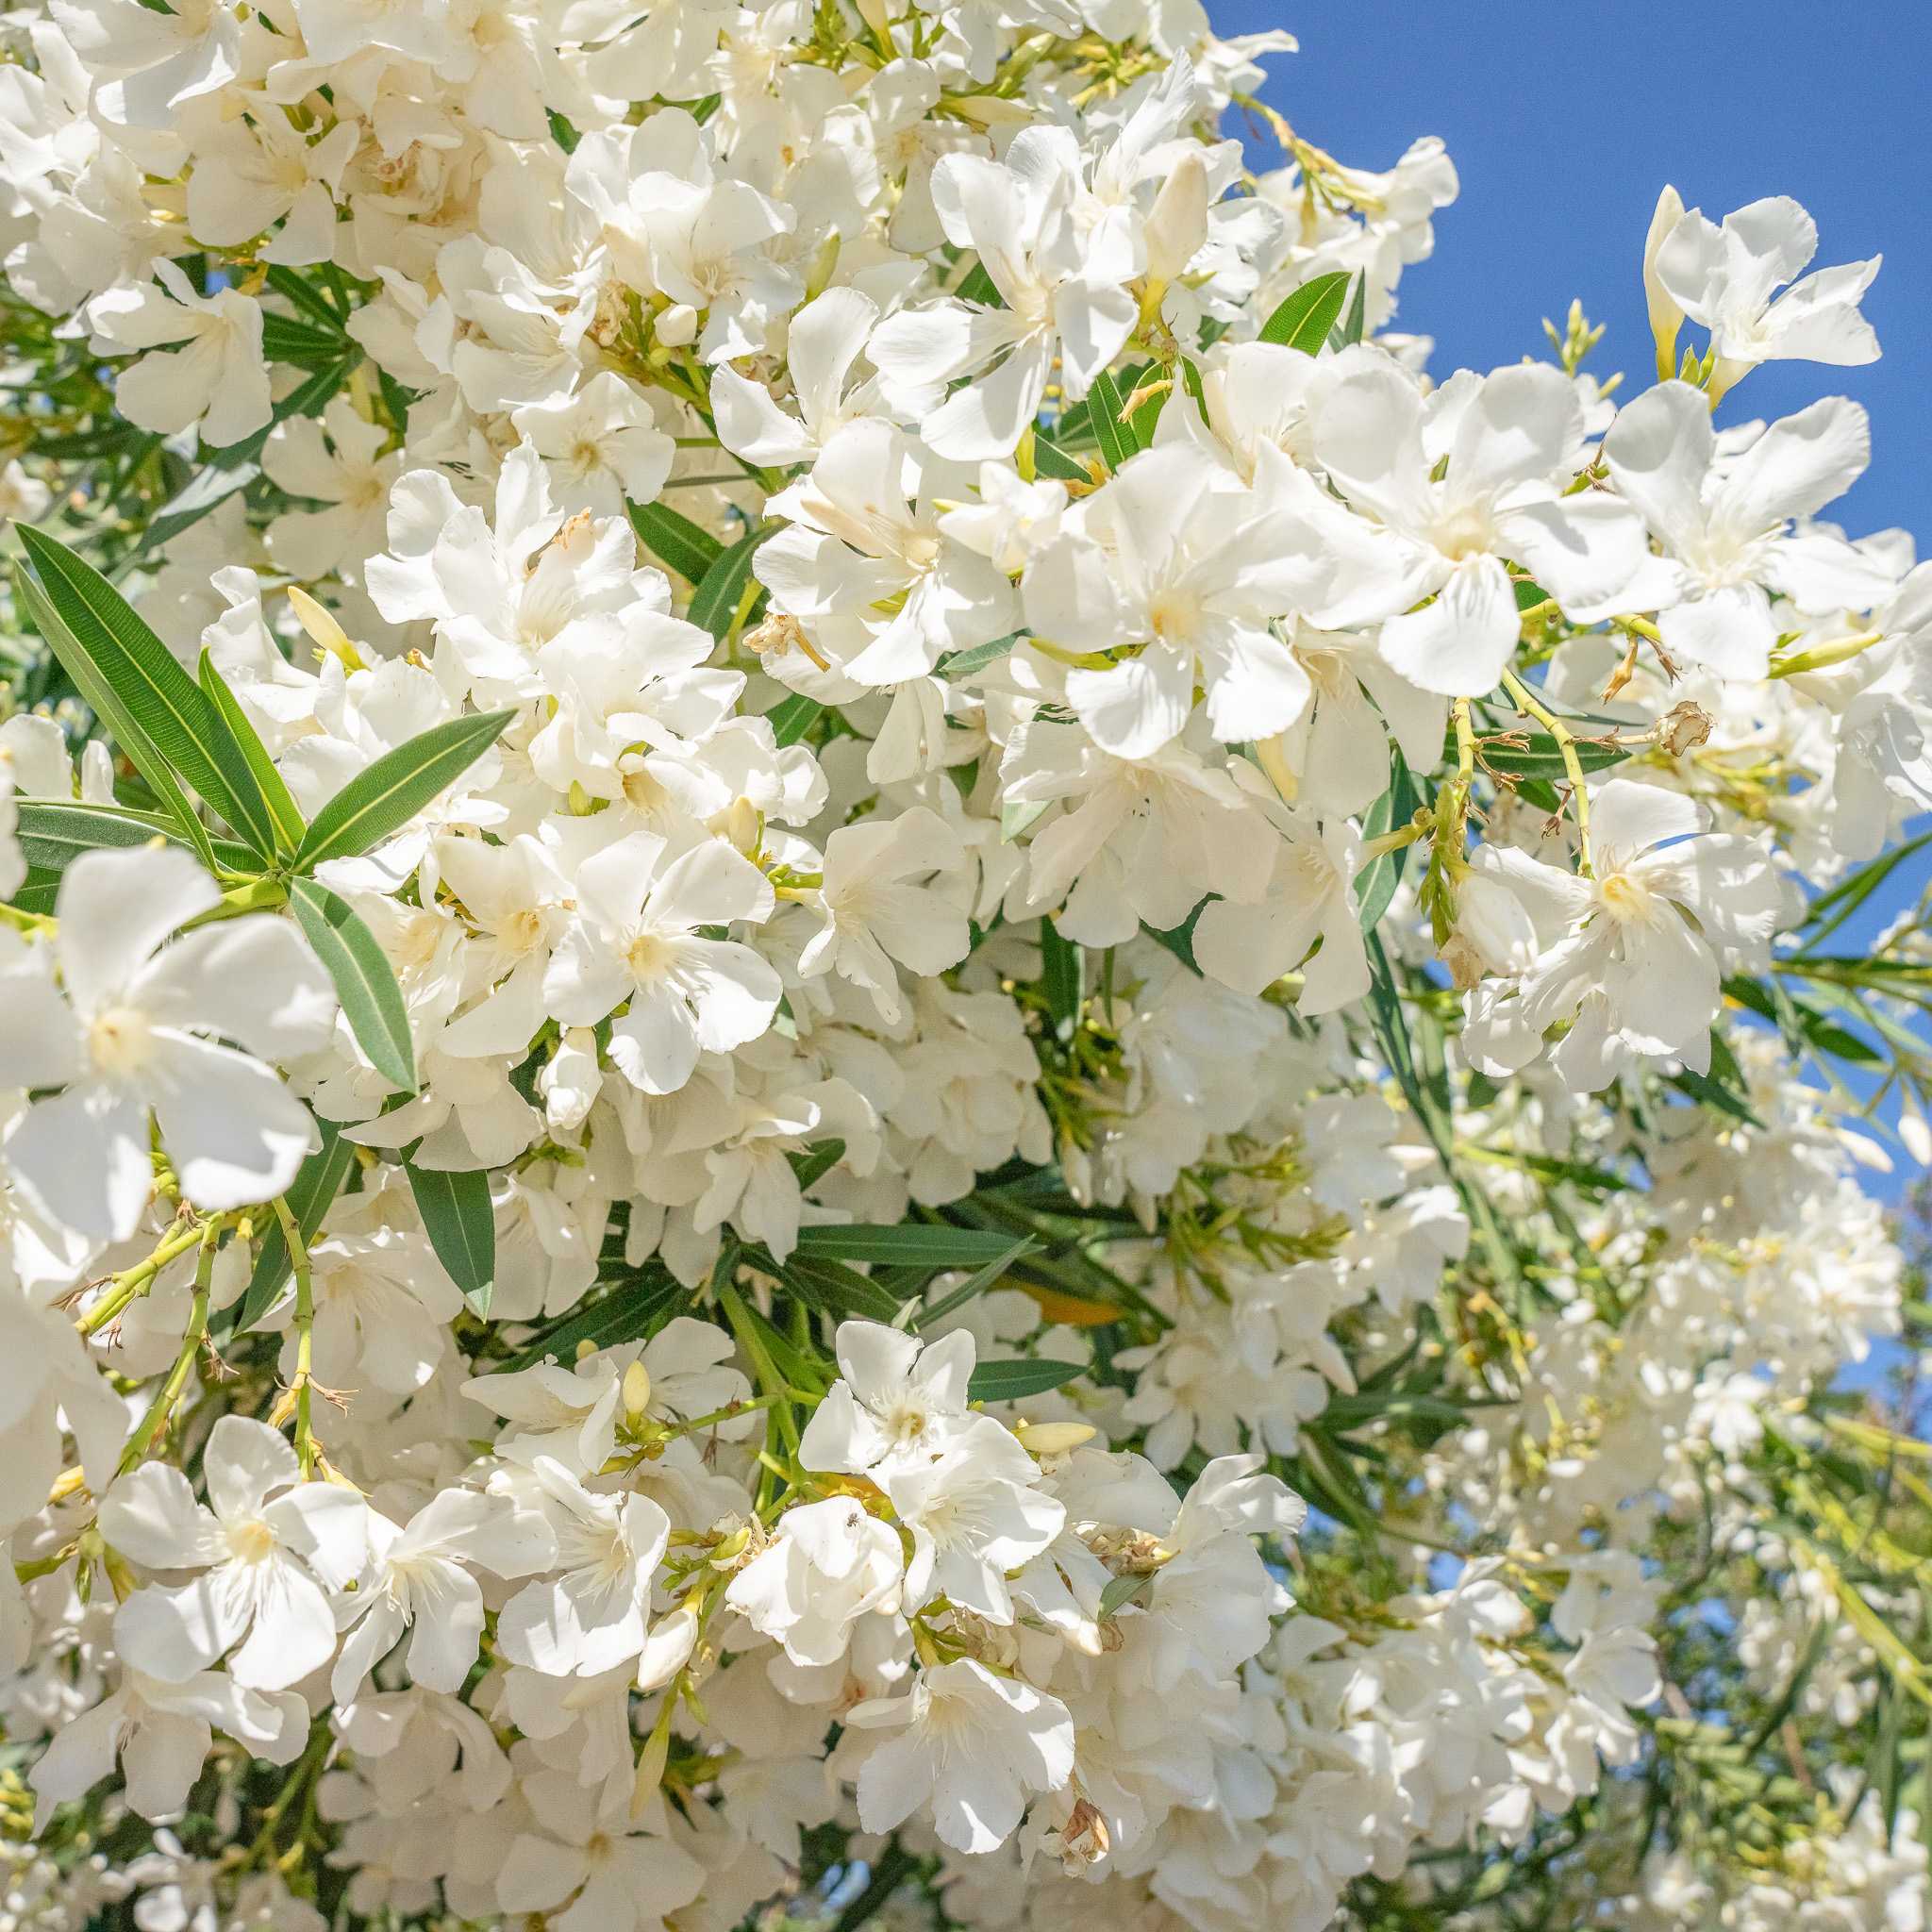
[1222,1,1932,1199]
[1222,0,1930,548]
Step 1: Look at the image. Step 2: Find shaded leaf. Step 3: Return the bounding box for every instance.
[407,1162,495,1316]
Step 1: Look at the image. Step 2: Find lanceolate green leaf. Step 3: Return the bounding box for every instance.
[686,525,770,640]
[292,709,514,872]
[286,874,417,1091]
[16,525,284,861]
[224,1114,356,1340]
[494,1271,682,1374]
[782,1256,903,1323]
[627,498,724,586]
[14,798,257,875]
[198,650,305,858]
[766,692,823,747]
[793,1223,1028,1269]
[915,1235,1038,1331]
[965,1357,1083,1403]
[1087,367,1134,473]
[1257,270,1352,353]
[1030,427,1091,484]
[1356,748,1421,933]
[406,1161,495,1316]
[10,560,218,869]
[1339,270,1368,346]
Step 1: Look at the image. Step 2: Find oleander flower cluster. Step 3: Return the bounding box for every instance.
[0,0,1924,1927]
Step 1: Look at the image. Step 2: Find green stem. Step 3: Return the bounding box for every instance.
[117,1228,217,1472]
[77,1217,214,1336]
[272,1196,318,1477]
[1500,667,1592,872]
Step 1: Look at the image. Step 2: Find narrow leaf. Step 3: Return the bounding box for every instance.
[198,651,305,858]
[495,1272,682,1374]
[788,1139,846,1191]
[224,1115,355,1340]
[16,526,282,860]
[941,631,1022,680]
[1030,427,1091,484]
[793,1223,1026,1268]
[628,498,724,585]
[293,709,513,871]
[1257,270,1352,353]
[1041,917,1083,1036]
[1356,748,1421,933]
[915,1235,1038,1331]
[14,799,256,875]
[767,693,823,747]
[783,1256,902,1323]
[286,874,417,1091]
[1087,368,1133,474]
[966,1357,1083,1403]
[407,1162,495,1315]
[686,526,769,640]
[1339,271,1368,346]
[11,560,217,867]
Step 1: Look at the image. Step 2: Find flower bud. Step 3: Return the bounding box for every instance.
[1015,1418,1097,1457]
[1144,152,1209,285]
[623,1359,652,1419]
[656,302,698,347]
[1643,184,1688,381]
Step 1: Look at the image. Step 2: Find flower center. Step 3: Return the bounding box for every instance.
[225,1519,277,1565]
[626,931,673,979]
[88,1004,155,1077]
[1596,870,1657,924]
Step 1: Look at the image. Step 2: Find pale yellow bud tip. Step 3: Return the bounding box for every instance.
[1015,1419,1097,1457]
[623,1359,652,1418]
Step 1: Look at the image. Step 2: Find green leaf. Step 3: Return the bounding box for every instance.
[15,525,284,861]
[1041,916,1083,1037]
[223,1115,355,1340]
[766,693,823,747]
[1087,367,1134,474]
[686,526,770,641]
[940,631,1022,680]
[264,264,349,333]
[1141,897,1210,974]
[1339,271,1368,346]
[11,559,217,867]
[1667,1039,1763,1128]
[628,498,724,585]
[955,258,1004,308]
[14,799,257,876]
[782,1256,903,1323]
[1355,747,1421,933]
[407,1162,495,1316]
[788,1139,846,1191]
[1030,427,1091,484]
[286,874,417,1091]
[195,353,359,475]
[1098,1571,1153,1620]
[915,1235,1038,1331]
[966,1357,1083,1403]
[1797,827,1932,954]
[293,709,514,871]
[261,312,354,369]
[198,651,305,859]
[793,1223,1028,1269]
[1257,270,1352,354]
[1456,730,1631,783]
[494,1272,682,1374]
